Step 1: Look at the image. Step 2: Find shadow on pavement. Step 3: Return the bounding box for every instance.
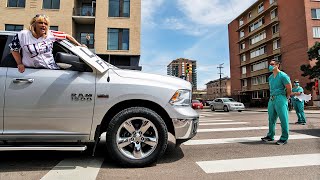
[291,129,320,138]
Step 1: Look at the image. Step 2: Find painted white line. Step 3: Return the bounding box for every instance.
[41,157,104,180]
[199,120,234,122]
[197,154,320,174]
[199,122,249,126]
[184,134,319,145]
[197,126,269,133]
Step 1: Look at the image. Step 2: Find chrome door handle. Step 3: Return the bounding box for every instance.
[13,78,34,83]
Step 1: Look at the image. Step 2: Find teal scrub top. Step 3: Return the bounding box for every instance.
[269,71,291,96]
[292,86,303,93]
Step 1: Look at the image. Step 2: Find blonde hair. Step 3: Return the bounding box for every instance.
[29,14,50,38]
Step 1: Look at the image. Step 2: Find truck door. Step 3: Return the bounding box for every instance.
[3,68,96,140]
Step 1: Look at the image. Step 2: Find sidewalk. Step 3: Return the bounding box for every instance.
[245,108,320,114]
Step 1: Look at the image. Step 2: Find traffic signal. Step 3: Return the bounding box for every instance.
[186,63,190,73]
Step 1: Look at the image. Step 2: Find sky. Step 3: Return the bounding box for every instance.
[140,0,256,90]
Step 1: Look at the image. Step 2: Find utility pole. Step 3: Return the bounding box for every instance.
[217,63,224,98]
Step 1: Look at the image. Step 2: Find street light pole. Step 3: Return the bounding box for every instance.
[217,63,224,98]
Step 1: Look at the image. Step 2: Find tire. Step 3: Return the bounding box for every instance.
[210,105,215,111]
[238,110,242,112]
[223,105,229,112]
[106,107,168,167]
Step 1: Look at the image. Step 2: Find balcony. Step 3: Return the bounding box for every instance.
[237,17,279,44]
[237,2,278,32]
[251,83,269,91]
[251,68,269,77]
[72,7,96,24]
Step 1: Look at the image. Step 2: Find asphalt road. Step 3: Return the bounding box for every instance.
[0,109,319,180]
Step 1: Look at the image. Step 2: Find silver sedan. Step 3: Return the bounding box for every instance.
[210,98,245,112]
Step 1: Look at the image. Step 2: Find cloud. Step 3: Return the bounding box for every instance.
[141,0,164,28]
[162,17,209,36]
[177,0,256,25]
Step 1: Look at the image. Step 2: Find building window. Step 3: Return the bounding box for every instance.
[250,31,266,45]
[107,28,129,50]
[252,75,267,85]
[274,55,281,61]
[5,24,23,31]
[242,79,247,87]
[241,54,246,62]
[43,0,60,9]
[240,30,244,38]
[7,0,25,7]
[270,0,275,4]
[251,60,268,72]
[240,42,245,50]
[273,39,280,50]
[109,0,130,17]
[239,18,244,26]
[271,8,278,19]
[242,66,246,74]
[272,23,279,34]
[249,18,264,32]
[81,32,94,48]
[313,27,320,38]
[258,3,264,13]
[248,12,252,19]
[50,26,58,31]
[250,46,266,59]
[311,9,320,19]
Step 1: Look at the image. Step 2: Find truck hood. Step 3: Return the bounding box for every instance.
[113,69,192,90]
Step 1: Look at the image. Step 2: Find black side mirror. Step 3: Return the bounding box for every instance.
[55,52,86,71]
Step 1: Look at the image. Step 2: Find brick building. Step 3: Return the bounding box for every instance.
[206,77,231,100]
[167,58,197,90]
[0,0,141,70]
[228,0,320,106]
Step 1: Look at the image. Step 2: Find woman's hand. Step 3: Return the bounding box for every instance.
[17,64,25,73]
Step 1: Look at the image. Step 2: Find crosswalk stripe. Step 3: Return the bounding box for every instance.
[183,134,319,145]
[199,122,249,126]
[196,153,320,174]
[199,120,234,122]
[41,157,104,180]
[197,126,269,132]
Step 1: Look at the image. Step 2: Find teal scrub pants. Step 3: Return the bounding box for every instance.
[267,95,289,141]
[292,99,306,123]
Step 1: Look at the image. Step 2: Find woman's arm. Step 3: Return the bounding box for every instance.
[11,51,25,73]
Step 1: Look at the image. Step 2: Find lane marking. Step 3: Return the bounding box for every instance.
[184,134,319,145]
[41,157,104,180]
[197,126,269,132]
[199,120,234,122]
[199,122,249,126]
[197,154,320,174]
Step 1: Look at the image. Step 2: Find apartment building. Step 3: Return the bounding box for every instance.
[228,0,320,106]
[0,0,141,70]
[206,77,231,100]
[167,58,197,90]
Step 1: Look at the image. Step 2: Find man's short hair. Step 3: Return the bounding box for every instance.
[271,59,281,64]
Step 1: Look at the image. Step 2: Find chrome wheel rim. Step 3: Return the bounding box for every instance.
[116,117,158,160]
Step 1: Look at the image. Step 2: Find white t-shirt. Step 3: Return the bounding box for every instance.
[9,30,67,69]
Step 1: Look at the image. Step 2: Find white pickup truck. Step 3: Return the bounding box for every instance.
[0,31,199,167]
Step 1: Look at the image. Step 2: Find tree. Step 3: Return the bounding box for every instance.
[300,41,320,90]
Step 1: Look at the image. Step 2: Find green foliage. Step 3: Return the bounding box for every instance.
[300,42,320,91]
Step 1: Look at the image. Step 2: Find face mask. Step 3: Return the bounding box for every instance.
[268,65,275,72]
[294,83,299,86]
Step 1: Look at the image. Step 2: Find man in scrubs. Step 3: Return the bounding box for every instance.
[291,79,306,125]
[261,59,292,145]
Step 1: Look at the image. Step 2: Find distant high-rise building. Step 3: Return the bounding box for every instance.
[167,58,197,90]
[228,0,320,105]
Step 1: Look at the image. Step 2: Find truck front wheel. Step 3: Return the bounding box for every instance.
[106,107,168,167]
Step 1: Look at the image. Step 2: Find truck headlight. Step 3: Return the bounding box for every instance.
[169,90,191,106]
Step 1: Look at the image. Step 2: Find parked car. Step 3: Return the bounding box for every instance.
[0,31,199,167]
[192,100,204,109]
[210,98,245,112]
